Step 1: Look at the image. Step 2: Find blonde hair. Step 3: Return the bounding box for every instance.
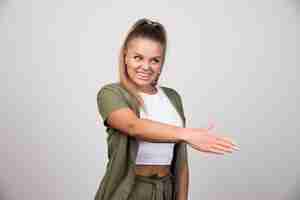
[118,18,168,110]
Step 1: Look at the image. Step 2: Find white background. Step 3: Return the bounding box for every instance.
[0,0,299,199]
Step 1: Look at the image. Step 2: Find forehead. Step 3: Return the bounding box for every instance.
[127,38,163,57]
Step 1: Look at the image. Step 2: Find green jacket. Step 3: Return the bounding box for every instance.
[95,82,188,200]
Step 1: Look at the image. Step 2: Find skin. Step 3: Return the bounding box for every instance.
[124,37,163,94]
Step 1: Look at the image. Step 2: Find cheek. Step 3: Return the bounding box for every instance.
[126,67,134,75]
[127,60,140,69]
[126,65,137,77]
[153,64,162,73]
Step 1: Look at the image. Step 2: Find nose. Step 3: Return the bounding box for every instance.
[141,62,151,70]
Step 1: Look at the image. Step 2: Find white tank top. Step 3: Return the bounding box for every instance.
[135,85,183,165]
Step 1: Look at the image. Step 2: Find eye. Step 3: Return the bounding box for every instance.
[134,56,142,60]
[152,59,160,64]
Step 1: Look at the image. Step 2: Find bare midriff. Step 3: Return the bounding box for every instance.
[135,164,171,177]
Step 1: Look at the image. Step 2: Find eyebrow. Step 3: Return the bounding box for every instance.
[133,52,162,59]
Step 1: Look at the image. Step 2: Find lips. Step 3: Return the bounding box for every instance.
[137,72,152,79]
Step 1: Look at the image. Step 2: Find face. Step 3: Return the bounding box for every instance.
[124,37,163,92]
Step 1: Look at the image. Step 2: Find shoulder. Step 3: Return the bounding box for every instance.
[96,82,134,106]
[98,82,122,91]
[97,82,123,96]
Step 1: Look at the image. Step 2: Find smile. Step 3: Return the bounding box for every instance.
[137,73,152,79]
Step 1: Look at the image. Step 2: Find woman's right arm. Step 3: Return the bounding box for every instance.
[97,86,184,142]
[107,108,239,154]
[97,86,239,154]
[107,106,187,143]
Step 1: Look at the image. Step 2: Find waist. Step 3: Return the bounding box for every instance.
[135,164,171,177]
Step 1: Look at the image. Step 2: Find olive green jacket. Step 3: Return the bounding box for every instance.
[95,82,188,200]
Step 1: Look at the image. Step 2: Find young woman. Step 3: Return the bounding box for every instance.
[95,18,239,200]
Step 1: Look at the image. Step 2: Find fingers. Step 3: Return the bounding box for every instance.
[189,127,240,155]
[210,144,234,154]
[216,136,239,148]
[208,136,240,155]
[191,142,239,155]
[216,138,239,150]
[203,122,240,151]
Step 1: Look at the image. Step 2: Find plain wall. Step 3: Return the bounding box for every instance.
[0,0,299,199]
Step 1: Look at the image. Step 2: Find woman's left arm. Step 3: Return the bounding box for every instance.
[178,161,189,200]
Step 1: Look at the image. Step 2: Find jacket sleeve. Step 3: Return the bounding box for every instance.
[97,85,130,127]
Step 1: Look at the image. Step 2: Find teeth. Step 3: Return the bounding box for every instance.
[137,73,151,77]
[137,73,151,80]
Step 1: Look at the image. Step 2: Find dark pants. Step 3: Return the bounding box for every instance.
[128,173,175,200]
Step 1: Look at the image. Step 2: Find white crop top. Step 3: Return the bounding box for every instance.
[135,85,183,165]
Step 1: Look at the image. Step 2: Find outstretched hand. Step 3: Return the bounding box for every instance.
[184,121,240,155]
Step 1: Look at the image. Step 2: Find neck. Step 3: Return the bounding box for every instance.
[138,85,158,94]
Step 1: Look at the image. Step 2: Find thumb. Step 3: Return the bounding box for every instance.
[206,121,216,132]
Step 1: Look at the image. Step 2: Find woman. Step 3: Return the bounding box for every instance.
[95,18,239,200]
